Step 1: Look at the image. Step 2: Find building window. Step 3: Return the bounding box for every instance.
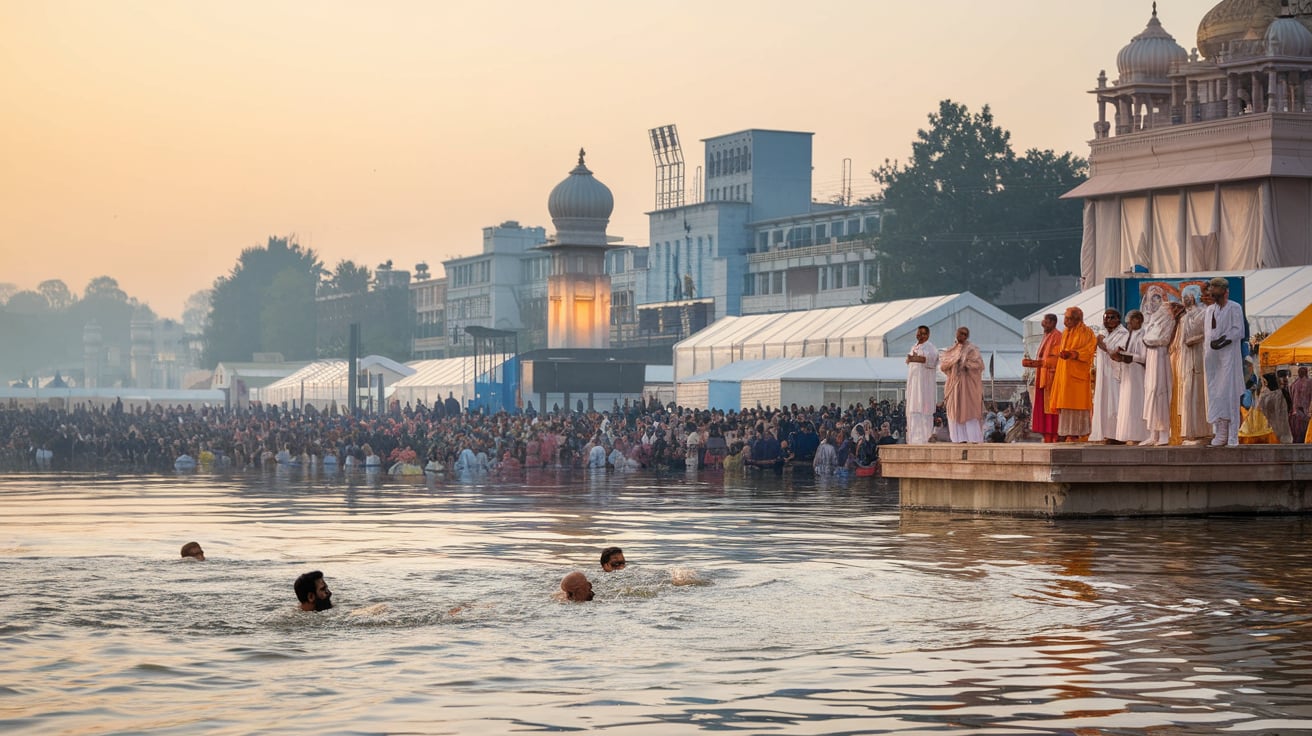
[815,223,827,241]
[758,232,769,251]
[743,273,755,296]
[772,272,784,293]
[833,220,845,238]
[847,263,860,287]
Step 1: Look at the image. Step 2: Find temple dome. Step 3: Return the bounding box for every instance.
[547,149,613,247]
[1117,6,1187,83]
[548,149,614,222]
[1265,15,1312,56]
[1196,0,1286,59]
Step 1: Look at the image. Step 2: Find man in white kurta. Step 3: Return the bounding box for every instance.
[1141,300,1182,446]
[1113,310,1149,444]
[1091,308,1129,443]
[1204,276,1245,446]
[904,325,939,444]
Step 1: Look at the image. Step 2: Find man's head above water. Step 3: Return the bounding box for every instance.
[560,571,594,602]
[600,546,626,572]
[294,570,333,611]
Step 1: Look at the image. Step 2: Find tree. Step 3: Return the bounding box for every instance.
[204,236,324,366]
[321,259,372,296]
[869,100,1087,301]
[38,279,75,310]
[84,275,128,302]
[5,290,49,314]
[261,268,319,359]
[182,289,212,335]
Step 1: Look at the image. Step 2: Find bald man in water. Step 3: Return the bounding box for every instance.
[558,571,594,602]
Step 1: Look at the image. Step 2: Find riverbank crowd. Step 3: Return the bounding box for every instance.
[0,395,973,474]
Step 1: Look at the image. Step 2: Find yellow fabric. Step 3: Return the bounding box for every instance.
[1237,405,1274,439]
[1052,323,1097,412]
[1260,301,1312,367]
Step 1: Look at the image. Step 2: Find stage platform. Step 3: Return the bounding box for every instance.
[880,443,1312,518]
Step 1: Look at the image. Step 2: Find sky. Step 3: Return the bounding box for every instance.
[1,0,1213,320]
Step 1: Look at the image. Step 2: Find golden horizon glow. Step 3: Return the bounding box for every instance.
[1,1,1211,319]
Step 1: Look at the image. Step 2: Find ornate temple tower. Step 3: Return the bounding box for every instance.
[543,149,616,350]
[1066,1,1312,287]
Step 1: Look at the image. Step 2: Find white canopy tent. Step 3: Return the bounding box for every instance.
[259,355,414,410]
[390,355,509,408]
[674,292,1023,383]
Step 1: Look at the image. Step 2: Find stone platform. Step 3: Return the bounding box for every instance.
[881,443,1312,518]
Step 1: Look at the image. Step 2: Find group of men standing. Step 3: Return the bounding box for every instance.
[1084,276,1246,446]
[903,276,1250,447]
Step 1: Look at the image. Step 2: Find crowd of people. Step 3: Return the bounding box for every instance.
[0,390,933,476]
[4,278,1298,477]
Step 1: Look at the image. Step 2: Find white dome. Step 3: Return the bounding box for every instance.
[1265,16,1312,57]
[547,149,613,247]
[1117,7,1187,83]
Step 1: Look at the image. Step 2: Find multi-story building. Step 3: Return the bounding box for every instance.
[409,271,447,359]
[606,128,885,346]
[441,221,550,354]
[740,203,883,314]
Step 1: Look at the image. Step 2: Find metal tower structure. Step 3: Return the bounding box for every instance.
[649,124,685,210]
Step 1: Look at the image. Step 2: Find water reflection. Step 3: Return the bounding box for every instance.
[0,471,1309,734]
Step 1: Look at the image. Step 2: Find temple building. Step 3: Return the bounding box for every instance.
[544,149,616,350]
[1066,0,1312,287]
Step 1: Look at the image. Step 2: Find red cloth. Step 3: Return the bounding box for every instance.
[1030,381,1059,436]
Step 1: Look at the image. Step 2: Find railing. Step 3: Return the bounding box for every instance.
[748,238,876,264]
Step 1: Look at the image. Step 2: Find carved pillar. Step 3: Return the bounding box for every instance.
[1227,74,1239,117]
[1185,79,1198,122]
[1252,71,1264,113]
[1096,96,1110,139]
[1268,69,1278,112]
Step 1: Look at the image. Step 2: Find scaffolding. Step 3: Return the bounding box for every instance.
[649,124,685,211]
[466,326,519,414]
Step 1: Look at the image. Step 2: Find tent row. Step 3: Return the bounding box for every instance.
[256,355,516,411]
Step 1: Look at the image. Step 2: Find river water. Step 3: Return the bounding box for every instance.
[1,468,1310,735]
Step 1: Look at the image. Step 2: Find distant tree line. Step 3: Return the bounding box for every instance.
[0,276,158,381]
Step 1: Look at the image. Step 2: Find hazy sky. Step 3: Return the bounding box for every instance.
[1,0,1211,319]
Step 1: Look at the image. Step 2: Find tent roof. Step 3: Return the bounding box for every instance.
[394,355,507,388]
[263,356,415,394]
[678,292,1021,353]
[1260,302,1312,367]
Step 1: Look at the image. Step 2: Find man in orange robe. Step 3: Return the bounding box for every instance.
[1051,306,1098,441]
[1022,313,1062,442]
